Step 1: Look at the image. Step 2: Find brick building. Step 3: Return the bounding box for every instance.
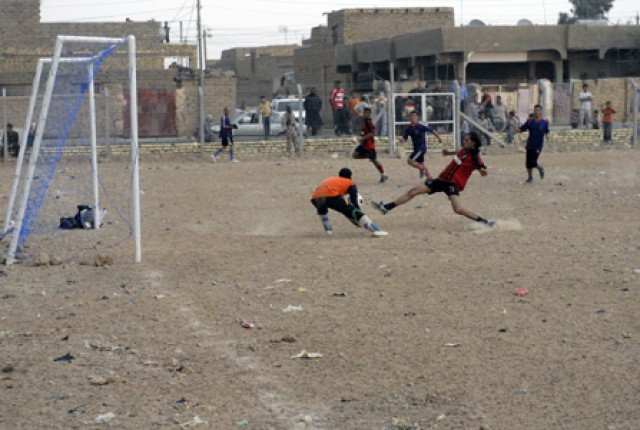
[211,45,296,109]
[0,0,235,138]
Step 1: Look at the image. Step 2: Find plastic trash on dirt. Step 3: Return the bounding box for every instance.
[94,412,115,423]
[180,415,208,428]
[282,305,303,312]
[290,350,323,359]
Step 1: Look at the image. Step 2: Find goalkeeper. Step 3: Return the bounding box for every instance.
[310,168,387,237]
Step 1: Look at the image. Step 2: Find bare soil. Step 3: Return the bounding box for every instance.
[1,144,639,429]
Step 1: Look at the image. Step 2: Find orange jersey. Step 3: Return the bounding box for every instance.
[602,107,616,123]
[348,98,360,116]
[311,177,355,199]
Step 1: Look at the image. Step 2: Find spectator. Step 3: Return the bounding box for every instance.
[281,105,298,156]
[592,110,601,130]
[477,111,493,147]
[2,123,19,158]
[329,81,346,136]
[506,110,520,145]
[259,96,272,139]
[303,87,323,136]
[408,81,428,117]
[492,95,507,131]
[480,88,494,124]
[375,89,388,136]
[601,101,616,142]
[27,123,36,149]
[570,109,579,129]
[202,114,215,143]
[347,90,361,134]
[579,84,593,128]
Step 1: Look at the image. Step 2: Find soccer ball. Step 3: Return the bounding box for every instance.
[357,193,364,206]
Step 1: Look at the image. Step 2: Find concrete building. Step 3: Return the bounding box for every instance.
[212,45,296,109]
[296,8,454,91]
[336,23,640,84]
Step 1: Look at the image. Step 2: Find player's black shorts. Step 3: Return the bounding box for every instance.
[311,196,362,222]
[409,149,426,163]
[526,149,540,169]
[354,145,377,161]
[221,136,233,147]
[425,179,459,196]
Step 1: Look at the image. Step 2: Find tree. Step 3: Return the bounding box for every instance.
[558,0,614,23]
[557,12,577,24]
[569,0,614,20]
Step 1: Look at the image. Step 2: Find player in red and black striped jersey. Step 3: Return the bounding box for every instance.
[352,108,388,183]
[372,132,496,227]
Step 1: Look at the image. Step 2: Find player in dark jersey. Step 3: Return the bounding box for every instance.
[400,110,443,179]
[518,104,549,183]
[352,108,388,183]
[311,168,387,237]
[372,132,495,227]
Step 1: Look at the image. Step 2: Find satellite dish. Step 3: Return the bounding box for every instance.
[517,18,533,26]
[469,19,486,27]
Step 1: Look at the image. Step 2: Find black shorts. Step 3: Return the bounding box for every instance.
[221,136,233,147]
[311,196,363,222]
[425,179,459,196]
[409,149,426,163]
[354,145,377,161]
[526,149,540,169]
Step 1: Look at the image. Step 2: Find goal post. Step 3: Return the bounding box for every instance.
[3,35,141,265]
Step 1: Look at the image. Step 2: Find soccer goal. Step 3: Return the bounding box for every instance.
[2,35,141,265]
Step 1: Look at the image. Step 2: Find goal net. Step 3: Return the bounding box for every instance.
[2,35,141,265]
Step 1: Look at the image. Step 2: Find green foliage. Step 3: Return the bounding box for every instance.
[558,0,614,23]
[569,0,614,20]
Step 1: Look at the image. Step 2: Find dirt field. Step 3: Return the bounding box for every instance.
[1,143,639,429]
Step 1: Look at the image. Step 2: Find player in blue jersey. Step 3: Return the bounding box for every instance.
[399,110,443,179]
[212,107,238,163]
[518,104,549,183]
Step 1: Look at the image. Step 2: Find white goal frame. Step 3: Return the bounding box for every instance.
[3,35,141,265]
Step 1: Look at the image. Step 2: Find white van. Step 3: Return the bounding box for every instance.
[272,98,305,123]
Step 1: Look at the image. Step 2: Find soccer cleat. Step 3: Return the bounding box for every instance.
[539,166,545,179]
[372,230,388,237]
[380,174,388,183]
[485,220,496,228]
[525,178,533,184]
[419,169,425,179]
[211,154,217,163]
[325,229,333,236]
[372,201,388,215]
[231,159,239,163]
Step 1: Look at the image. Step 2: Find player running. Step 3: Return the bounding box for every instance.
[372,132,496,227]
[352,107,388,183]
[311,168,388,237]
[400,110,443,179]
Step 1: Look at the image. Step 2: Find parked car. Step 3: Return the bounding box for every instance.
[212,110,285,138]
[272,98,305,123]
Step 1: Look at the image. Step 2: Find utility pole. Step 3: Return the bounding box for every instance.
[197,0,205,155]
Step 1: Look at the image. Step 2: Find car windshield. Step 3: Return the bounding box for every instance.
[275,101,302,112]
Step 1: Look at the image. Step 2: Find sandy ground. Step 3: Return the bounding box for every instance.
[1,143,639,429]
